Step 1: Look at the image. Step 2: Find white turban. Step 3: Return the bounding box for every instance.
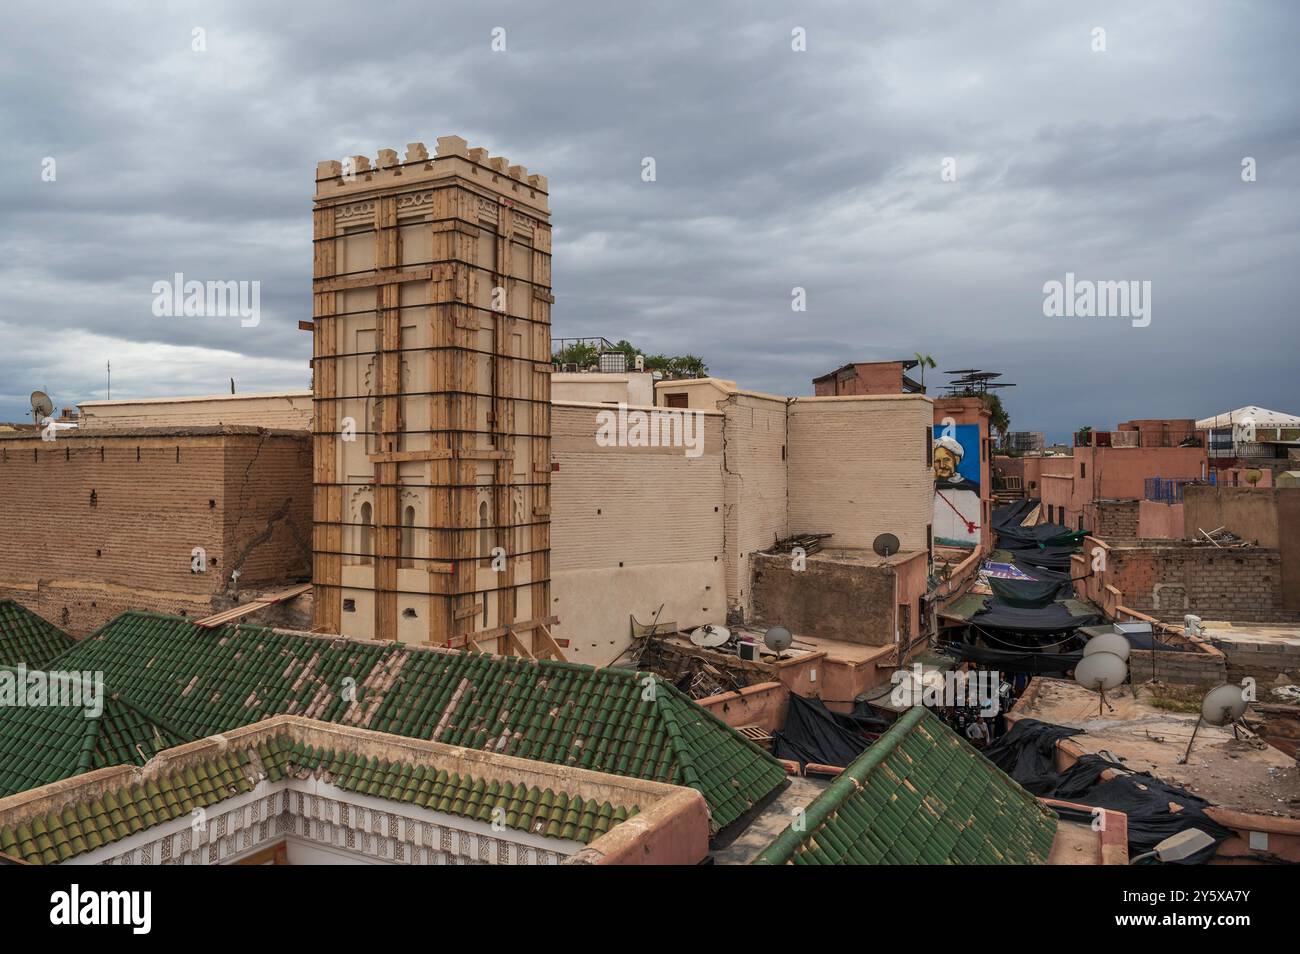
[934,435,964,460]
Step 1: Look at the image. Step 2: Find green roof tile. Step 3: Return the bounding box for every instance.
[0,610,785,832]
[753,707,1059,866]
[0,601,76,670]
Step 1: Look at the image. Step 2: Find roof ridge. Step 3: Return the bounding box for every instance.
[72,705,107,777]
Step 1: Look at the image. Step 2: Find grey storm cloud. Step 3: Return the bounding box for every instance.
[1,0,1297,440]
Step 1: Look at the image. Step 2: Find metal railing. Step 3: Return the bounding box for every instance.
[1144,472,1216,503]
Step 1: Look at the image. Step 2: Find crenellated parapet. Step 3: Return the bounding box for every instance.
[315,135,548,214]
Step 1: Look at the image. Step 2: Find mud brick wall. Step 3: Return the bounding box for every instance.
[1217,639,1300,685]
[0,428,311,636]
[1107,545,1300,624]
[1128,648,1226,685]
[750,552,896,645]
[1094,500,1140,541]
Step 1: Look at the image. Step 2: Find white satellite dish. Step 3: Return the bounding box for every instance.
[764,626,793,655]
[1074,651,1127,715]
[30,390,54,422]
[1201,684,1248,726]
[1084,632,1131,662]
[689,624,730,649]
[1179,683,1250,765]
[1074,652,1127,692]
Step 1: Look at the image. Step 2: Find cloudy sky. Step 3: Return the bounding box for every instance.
[2,1,1297,440]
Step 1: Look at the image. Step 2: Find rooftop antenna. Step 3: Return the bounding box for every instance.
[1178,683,1248,765]
[107,360,111,400]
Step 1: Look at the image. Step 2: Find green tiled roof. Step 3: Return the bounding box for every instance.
[3,611,785,832]
[0,696,181,798]
[0,600,76,669]
[0,733,639,864]
[1,747,256,864]
[267,736,637,844]
[753,707,1058,865]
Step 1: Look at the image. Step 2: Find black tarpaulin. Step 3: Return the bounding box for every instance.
[771,693,886,768]
[984,718,1080,788]
[988,576,1066,608]
[972,598,1101,632]
[980,718,1234,863]
[996,523,1089,550]
[999,544,1079,572]
[991,498,1039,532]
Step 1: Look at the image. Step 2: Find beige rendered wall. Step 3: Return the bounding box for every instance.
[1182,485,1285,547]
[654,377,736,410]
[552,372,654,406]
[78,392,313,431]
[786,395,934,552]
[720,392,789,618]
[549,402,725,666]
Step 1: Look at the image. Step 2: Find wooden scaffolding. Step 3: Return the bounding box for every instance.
[308,136,560,657]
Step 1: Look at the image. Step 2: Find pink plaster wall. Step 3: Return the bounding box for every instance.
[1137,500,1183,539]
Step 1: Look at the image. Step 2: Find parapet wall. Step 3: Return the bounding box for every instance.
[315,135,549,214]
[1089,541,1299,624]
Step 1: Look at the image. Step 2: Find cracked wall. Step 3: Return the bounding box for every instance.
[0,428,311,635]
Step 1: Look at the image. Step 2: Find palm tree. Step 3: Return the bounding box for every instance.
[913,352,937,391]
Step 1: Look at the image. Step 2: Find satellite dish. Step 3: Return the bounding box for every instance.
[1180,683,1250,765]
[873,533,901,558]
[764,626,793,655]
[689,624,730,649]
[1074,652,1127,715]
[1201,684,1248,726]
[1075,652,1127,691]
[30,390,53,420]
[1083,632,1131,662]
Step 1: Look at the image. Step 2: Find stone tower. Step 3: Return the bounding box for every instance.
[310,136,559,656]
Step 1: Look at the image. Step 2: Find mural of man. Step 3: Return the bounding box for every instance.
[933,432,981,548]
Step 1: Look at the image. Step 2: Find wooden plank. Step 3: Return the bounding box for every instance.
[195,584,311,628]
[311,205,342,635]
[367,449,453,463]
[373,195,402,640]
[454,602,484,621]
[312,265,436,294]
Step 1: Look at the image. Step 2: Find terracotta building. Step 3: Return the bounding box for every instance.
[309,136,558,656]
[812,360,924,397]
[1039,425,1208,533]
